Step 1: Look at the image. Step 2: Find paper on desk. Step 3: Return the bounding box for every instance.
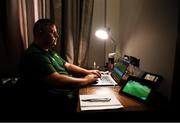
[79,93,124,111]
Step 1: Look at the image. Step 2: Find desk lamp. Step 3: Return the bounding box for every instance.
[95,28,116,71]
[95,0,116,69]
[95,28,116,52]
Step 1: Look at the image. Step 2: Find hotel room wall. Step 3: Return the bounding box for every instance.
[119,0,179,101]
[105,0,121,63]
[88,0,121,67]
[88,0,105,67]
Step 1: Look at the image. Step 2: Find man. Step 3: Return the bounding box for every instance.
[20,19,101,112]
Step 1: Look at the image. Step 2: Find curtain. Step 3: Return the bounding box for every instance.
[0,0,9,74]
[3,0,24,74]
[61,0,94,66]
[0,0,94,74]
[78,0,94,66]
[0,0,51,74]
[18,0,51,49]
[50,0,62,55]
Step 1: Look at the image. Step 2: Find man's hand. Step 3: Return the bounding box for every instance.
[84,74,99,84]
[87,70,101,78]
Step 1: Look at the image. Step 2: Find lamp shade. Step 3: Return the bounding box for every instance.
[95,29,109,40]
[95,27,116,53]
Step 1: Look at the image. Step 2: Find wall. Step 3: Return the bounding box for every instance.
[88,0,121,67]
[88,0,105,67]
[106,0,121,62]
[119,0,179,101]
[90,0,179,101]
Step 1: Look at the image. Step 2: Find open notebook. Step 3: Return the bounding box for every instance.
[79,93,124,111]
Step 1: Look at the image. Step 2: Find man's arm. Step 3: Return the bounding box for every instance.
[44,72,98,89]
[64,62,101,78]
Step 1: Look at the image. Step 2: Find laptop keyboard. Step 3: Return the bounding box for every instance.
[101,76,112,83]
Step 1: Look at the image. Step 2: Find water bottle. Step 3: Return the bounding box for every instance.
[108,53,116,72]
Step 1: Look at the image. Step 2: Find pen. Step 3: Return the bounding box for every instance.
[81,98,111,102]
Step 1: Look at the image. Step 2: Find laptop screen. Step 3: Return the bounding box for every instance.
[111,60,129,83]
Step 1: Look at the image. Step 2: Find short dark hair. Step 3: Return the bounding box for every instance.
[33,19,55,36]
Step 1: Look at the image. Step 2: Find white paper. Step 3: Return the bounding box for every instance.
[79,94,124,111]
[81,105,123,111]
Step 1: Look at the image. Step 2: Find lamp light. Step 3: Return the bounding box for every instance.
[94,0,117,67]
[95,29,109,40]
[95,27,117,71]
[95,27,116,52]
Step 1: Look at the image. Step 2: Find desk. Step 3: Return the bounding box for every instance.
[75,85,173,122]
[77,85,151,112]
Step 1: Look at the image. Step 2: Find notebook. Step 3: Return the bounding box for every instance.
[119,75,159,103]
[79,93,124,111]
[93,60,129,86]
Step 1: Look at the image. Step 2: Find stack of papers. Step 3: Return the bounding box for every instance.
[79,93,124,111]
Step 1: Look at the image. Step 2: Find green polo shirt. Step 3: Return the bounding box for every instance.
[21,43,69,77]
[20,43,79,112]
[20,43,69,84]
[20,43,78,100]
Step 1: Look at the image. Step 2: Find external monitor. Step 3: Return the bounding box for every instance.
[119,75,159,103]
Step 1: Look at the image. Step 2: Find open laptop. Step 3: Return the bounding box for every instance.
[92,59,129,86]
[119,75,161,103]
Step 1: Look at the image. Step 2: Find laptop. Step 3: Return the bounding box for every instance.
[92,59,129,86]
[119,75,160,103]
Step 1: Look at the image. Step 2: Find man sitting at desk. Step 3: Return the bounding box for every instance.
[20,19,101,112]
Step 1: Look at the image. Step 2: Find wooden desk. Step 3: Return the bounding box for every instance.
[75,85,172,122]
[77,85,150,112]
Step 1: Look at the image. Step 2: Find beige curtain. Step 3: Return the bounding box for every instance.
[50,0,62,54]
[4,0,24,73]
[18,0,51,49]
[78,0,94,66]
[62,0,94,66]
[15,0,94,67]
[1,0,93,73]
[2,0,51,73]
